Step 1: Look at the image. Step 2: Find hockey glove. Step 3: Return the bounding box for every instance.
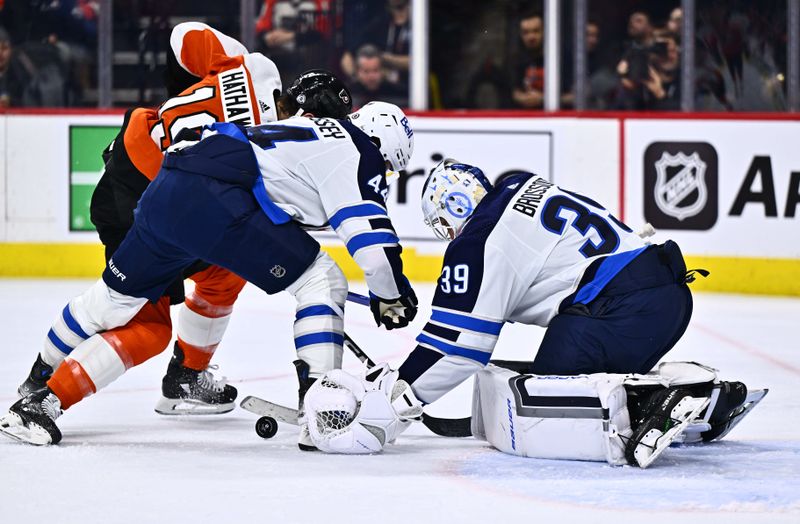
[370,285,418,330]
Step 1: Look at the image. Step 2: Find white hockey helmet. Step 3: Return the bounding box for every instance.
[303,366,411,454]
[349,101,414,175]
[421,158,493,240]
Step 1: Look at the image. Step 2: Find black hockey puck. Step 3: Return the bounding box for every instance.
[255,416,278,439]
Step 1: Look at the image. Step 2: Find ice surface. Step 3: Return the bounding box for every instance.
[1,279,798,523]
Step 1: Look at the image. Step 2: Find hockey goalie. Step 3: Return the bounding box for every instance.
[299,158,766,467]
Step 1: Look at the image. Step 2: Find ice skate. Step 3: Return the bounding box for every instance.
[625,387,710,468]
[0,387,62,445]
[680,382,768,443]
[17,354,54,398]
[155,343,237,415]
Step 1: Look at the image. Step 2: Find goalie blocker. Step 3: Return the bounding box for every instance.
[471,361,723,467]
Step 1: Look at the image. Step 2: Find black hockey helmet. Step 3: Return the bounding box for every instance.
[285,69,353,119]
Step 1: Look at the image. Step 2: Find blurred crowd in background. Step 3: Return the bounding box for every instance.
[0,0,792,111]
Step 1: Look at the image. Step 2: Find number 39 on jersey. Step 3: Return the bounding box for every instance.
[440,264,469,294]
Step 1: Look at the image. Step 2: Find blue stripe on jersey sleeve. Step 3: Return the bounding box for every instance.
[430,309,503,336]
[296,304,340,319]
[574,246,648,304]
[416,333,491,365]
[252,177,292,225]
[62,305,90,340]
[346,232,399,256]
[328,203,387,230]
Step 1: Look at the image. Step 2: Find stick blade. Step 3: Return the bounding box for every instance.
[421,413,472,437]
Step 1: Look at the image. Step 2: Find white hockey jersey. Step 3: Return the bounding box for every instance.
[202,117,407,300]
[399,174,648,403]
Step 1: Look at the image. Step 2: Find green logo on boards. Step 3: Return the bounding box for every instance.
[69,126,119,231]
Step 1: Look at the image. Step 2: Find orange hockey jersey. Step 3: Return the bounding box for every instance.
[124,22,282,181]
[91,22,282,254]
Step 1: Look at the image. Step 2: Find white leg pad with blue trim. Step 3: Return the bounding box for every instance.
[472,364,632,465]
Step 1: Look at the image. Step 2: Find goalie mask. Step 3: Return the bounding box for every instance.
[303,366,418,454]
[349,101,414,181]
[421,158,493,240]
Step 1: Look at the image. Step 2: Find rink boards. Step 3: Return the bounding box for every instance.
[0,110,798,295]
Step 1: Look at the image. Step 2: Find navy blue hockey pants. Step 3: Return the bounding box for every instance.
[101,134,320,302]
[531,241,693,375]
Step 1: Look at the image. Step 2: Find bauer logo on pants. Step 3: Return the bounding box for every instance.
[644,141,718,230]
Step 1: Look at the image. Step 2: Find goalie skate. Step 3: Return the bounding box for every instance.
[626,389,710,468]
[679,388,769,444]
[239,396,299,425]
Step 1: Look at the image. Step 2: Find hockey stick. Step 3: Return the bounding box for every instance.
[341,330,472,438]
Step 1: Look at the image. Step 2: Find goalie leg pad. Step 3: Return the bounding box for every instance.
[473,365,632,465]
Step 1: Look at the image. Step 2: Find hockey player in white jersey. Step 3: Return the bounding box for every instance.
[397,159,758,466]
[300,159,761,466]
[0,102,418,448]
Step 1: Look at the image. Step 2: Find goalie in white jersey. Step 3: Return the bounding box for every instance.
[398,159,695,399]
[301,159,761,466]
[393,159,755,466]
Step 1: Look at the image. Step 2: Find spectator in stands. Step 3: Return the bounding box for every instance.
[584,21,619,109]
[349,44,406,108]
[44,0,98,105]
[0,26,25,107]
[614,28,681,110]
[340,0,410,95]
[256,0,333,87]
[511,10,544,109]
[667,7,683,36]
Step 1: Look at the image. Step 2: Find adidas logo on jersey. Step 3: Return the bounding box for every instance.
[259,100,270,113]
[218,66,256,126]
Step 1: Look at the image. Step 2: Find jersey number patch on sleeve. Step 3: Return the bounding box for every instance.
[540,190,632,258]
[440,264,469,294]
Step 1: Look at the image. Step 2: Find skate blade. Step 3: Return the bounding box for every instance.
[240,396,299,425]
[154,397,235,416]
[635,396,710,469]
[0,412,53,446]
[707,388,769,442]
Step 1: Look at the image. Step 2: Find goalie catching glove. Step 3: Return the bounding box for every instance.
[302,364,423,454]
[369,282,418,330]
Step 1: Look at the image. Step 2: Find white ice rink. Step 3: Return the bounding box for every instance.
[1,279,798,523]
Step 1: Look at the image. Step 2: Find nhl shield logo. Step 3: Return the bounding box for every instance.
[270,265,286,278]
[644,142,718,230]
[653,151,707,221]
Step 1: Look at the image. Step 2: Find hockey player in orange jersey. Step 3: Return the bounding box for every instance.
[15,22,356,418]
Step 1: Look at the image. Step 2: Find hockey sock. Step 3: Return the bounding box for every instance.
[180,266,246,371]
[293,303,344,378]
[41,303,95,368]
[47,358,96,410]
[46,298,173,410]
